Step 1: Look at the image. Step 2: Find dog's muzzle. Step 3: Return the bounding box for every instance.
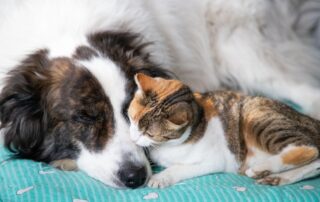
[117,161,148,188]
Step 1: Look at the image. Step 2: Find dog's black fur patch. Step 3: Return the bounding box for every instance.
[89,31,175,122]
[73,46,98,61]
[0,31,174,163]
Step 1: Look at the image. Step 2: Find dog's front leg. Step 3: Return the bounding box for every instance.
[50,159,78,171]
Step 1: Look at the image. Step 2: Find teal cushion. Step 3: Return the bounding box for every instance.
[0,146,319,202]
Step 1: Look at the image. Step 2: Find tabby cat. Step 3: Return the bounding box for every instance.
[128,73,320,188]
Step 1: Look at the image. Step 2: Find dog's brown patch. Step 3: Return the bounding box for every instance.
[49,58,75,90]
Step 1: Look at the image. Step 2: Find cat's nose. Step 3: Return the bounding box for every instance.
[118,163,147,188]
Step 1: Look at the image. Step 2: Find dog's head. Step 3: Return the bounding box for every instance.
[0,31,171,188]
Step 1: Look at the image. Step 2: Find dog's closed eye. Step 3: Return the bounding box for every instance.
[72,111,102,124]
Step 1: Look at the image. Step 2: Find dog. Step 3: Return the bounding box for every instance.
[0,0,320,188]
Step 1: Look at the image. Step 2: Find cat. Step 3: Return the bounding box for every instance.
[128,73,320,188]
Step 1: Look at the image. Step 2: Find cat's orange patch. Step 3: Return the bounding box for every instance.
[243,121,257,147]
[282,146,318,166]
[135,73,156,93]
[153,81,184,101]
[194,93,218,120]
[135,73,184,101]
[193,93,202,100]
[128,93,152,122]
[241,128,266,174]
[242,109,269,149]
[131,73,188,123]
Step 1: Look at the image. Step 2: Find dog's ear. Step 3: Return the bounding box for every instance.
[88,31,153,71]
[0,50,50,160]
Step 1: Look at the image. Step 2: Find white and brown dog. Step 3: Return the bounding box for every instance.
[0,0,320,188]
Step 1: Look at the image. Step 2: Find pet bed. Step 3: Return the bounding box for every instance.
[0,145,319,202]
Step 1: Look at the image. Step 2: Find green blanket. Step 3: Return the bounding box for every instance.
[0,146,319,202]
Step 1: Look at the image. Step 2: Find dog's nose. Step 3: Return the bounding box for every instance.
[118,164,147,188]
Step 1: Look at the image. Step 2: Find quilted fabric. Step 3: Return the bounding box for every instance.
[0,146,319,202]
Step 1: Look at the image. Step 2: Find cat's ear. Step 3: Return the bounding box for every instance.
[165,104,190,130]
[134,73,158,93]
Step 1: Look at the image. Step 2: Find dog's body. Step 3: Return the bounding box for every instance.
[0,0,320,188]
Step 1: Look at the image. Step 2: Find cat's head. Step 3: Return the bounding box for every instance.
[128,73,197,147]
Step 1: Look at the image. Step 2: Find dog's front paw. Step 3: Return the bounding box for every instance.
[148,172,177,188]
[50,159,78,171]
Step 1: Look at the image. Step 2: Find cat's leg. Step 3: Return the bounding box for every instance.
[245,145,319,179]
[257,159,320,186]
[148,163,221,188]
[50,159,78,171]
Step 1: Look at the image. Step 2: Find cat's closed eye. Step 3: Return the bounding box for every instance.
[144,131,154,137]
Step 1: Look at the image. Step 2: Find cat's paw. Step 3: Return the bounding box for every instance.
[256,176,282,186]
[245,168,271,179]
[148,173,177,188]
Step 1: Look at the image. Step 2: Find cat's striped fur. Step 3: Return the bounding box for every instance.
[129,73,320,188]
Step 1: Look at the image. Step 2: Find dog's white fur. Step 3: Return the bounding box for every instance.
[0,0,320,187]
[77,57,152,187]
